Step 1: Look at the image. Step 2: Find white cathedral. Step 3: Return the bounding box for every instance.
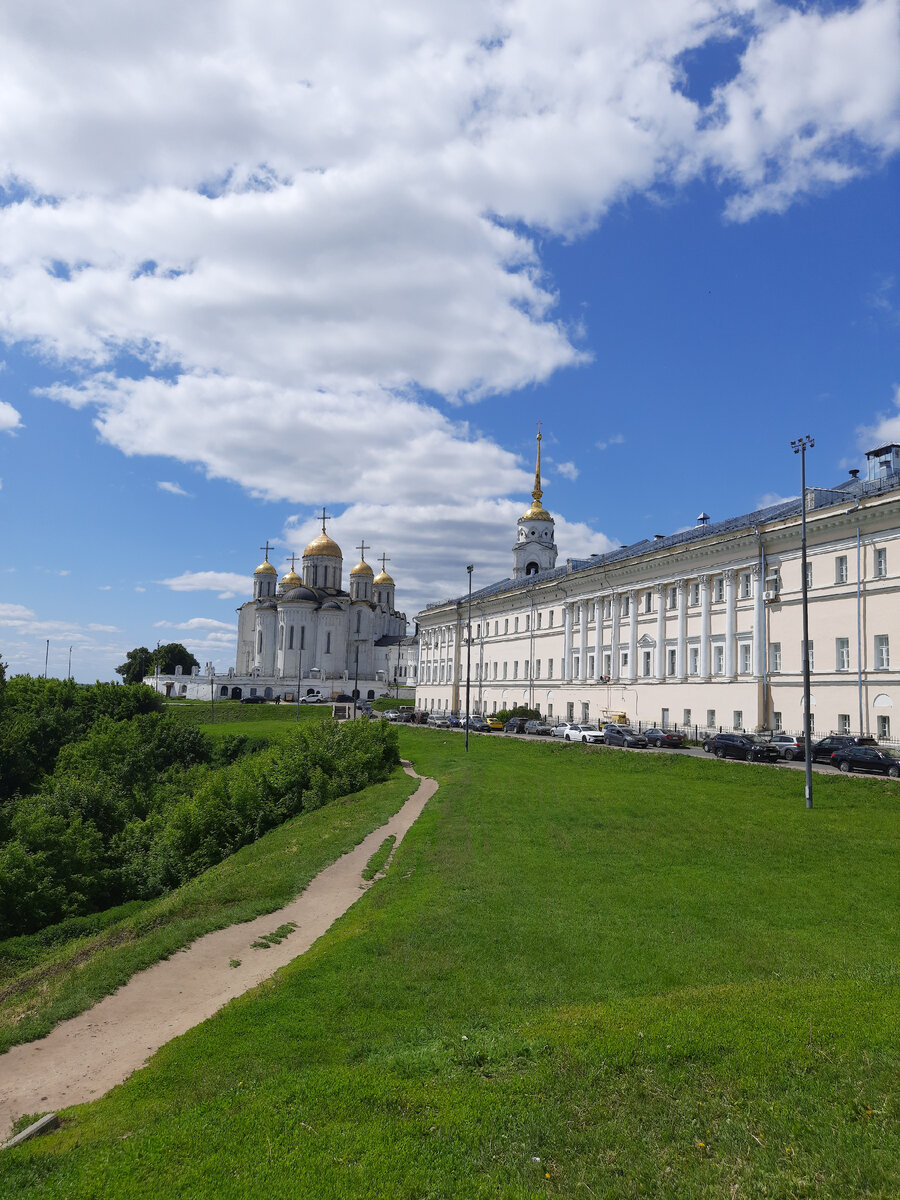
[148,515,418,702]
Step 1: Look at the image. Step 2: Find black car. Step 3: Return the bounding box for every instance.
[644,727,684,748]
[601,724,648,748]
[704,733,779,762]
[240,695,266,704]
[811,735,878,763]
[830,745,900,777]
[464,716,492,732]
[503,717,529,734]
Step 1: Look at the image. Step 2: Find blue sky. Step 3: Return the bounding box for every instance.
[0,0,898,682]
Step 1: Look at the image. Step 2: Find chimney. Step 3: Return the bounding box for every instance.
[696,512,710,526]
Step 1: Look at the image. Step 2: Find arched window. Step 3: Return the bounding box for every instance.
[356,611,361,633]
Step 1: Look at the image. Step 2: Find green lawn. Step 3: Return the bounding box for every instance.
[2,732,897,1198]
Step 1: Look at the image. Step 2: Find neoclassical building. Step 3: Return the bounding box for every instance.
[150,518,417,701]
[415,435,900,739]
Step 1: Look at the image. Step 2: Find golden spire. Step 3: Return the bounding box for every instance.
[520,422,551,522]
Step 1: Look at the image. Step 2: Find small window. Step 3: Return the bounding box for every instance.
[587,654,594,675]
[581,702,590,722]
[492,663,498,679]
[602,653,611,677]
[836,637,850,671]
[549,610,554,627]
[567,702,575,721]
[537,612,543,629]
[875,634,890,669]
[739,643,751,674]
[733,710,743,731]
[773,711,782,731]
[325,631,332,654]
[835,555,848,584]
[770,642,781,672]
[622,595,630,617]
[713,578,725,603]
[683,708,691,727]
[875,548,887,578]
[667,647,677,676]
[504,619,509,634]
[525,615,530,631]
[713,645,724,675]
[495,621,499,636]
[288,625,294,650]
[877,714,891,739]
[547,704,553,718]
[838,713,851,734]
[573,655,580,676]
[661,708,670,729]
[547,658,554,678]
[667,586,677,610]
[706,708,716,729]
[642,650,652,677]
[278,624,284,649]
[689,582,700,606]
[513,661,519,679]
[514,617,519,632]
[620,650,629,671]
[643,591,653,613]
[689,646,699,675]
[502,662,508,679]
[739,572,751,599]
[535,660,541,679]
[300,626,306,650]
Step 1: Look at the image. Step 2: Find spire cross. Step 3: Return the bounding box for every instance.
[289,552,298,572]
[356,539,370,561]
[259,539,274,562]
[379,553,391,573]
[318,507,331,535]
[533,421,543,503]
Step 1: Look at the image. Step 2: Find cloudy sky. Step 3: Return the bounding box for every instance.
[1,0,898,681]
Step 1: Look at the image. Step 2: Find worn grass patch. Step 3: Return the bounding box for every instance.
[2,732,897,1198]
[361,835,397,881]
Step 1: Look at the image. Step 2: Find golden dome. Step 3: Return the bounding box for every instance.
[374,569,395,586]
[519,499,552,522]
[254,559,277,575]
[351,559,374,577]
[519,424,552,522]
[280,568,302,587]
[303,532,342,558]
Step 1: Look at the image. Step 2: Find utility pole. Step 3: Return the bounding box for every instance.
[295,647,303,721]
[792,436,815,810]
[465,565,474,752]
[44,639,50,678]
[353,642,360,719]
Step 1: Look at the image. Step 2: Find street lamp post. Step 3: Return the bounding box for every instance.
[353,642,360,719]
[465,565,474,752]
[295,648,303,721]
[792,435,815,810]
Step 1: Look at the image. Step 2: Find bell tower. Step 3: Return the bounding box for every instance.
[513,425,557,580]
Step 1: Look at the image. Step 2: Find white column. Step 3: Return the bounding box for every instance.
[610,594,620,680]
[724,570,737,679]
[580,599,589,681]
[752,563,765,676]
[676,581,687,679]
[563,602,573,681]
[699,575,711,679]
[594,594,604,681]
[655,584,666,681]
[628,590,638,681]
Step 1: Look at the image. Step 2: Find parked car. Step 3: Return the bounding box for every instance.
[395,709,417,722]
[830,745,900,776]
[562,723,604,744]
[644,727,685,748]
[811,734,878,763]
[601,724,648,748]
[524,718,554,736]
[486,715,504,730]
[703,733,780,762]
[503,717,529,734]
[412,710,430,724]
[551,722,577,738]
[240,695,267,704]
[769,734,807,761]
[447,714,462,727]
[464,716,492,732]
[427,712,452,728]
[381,709,401,721]
[298,691,326,704]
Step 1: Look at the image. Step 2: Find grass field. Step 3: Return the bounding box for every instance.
[1,730,897,1198]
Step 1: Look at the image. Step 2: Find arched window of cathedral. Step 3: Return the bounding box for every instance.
[288,626,294,649]
[312,565,318,587]
[526,562,539,575]
[326,631,332,654]
[257,630,263,652]
[356,611,361,633]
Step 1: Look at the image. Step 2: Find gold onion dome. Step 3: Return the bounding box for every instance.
[303,531,342,558]
[280,567,301,587]
[254,559,277,575]
[520,497,552,522]
[374,569,395,585]
[351,558,374,577]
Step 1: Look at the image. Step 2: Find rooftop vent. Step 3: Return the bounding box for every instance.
[654,534,664,541]
[696,512,710,526]
[849,469,860,479]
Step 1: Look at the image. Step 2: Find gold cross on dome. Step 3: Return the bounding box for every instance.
[379,553,391,573]
[318,507,332,535]
[259,539,274,562]
[356,539,370,561]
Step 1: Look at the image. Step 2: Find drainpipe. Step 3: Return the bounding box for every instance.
[753,526,768,730]
[846,498,864,734]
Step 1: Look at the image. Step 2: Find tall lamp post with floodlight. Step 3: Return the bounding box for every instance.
[792,435,815,810]
[465,564,474,752]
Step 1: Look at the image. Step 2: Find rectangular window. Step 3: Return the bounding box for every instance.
[537,612,542,629]
[804,640,814,671]
[667,647,677,675]
[622,595,630,617]
[547,703,553,718]
[513,661,519,678]
[661,708,669,728]
[504,619,509,634]
[587,654,594,675]
[325,631,332,654]
[713,578,725,603]
[773,711,782,731]
[667,586,677,610]
[739,572,751,599]
[567,702,575,721]
[602,599,611,619]
[835,555,848,584]
[573,655,580,676]
[525,615,530,631]
[547,658,554,678]
[493,662,498,679]
[733,710,743,730]
[683,708,691,728]
[875,634,890,669]
[643,591,652,613]
[877,715,891,739]
[770,642,781,672]
[581,702,590,722]
[642,650,652,677]
[689,646,699,675]
[706,708,716,729]
[476,623,481,638]
[289,625,294,650]
[502,662,508,679]
[535,660,541,679]
[602,653,611,677]
[620,650,629,671]
[514,617,519,632]
[689,582,700,606]
[739,643,751,674]
[588,603,595,623]
[549,610,554,627]
[836,637,850,671]
[875,547,887,578]
[494,621,499,636]
[713,645,724,675]
[838,713,851,734]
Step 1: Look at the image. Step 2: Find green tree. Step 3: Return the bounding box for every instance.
[115,646,153,685]
[154,642,201,676]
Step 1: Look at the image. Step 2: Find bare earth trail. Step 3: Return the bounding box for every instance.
[0,762,437,1141]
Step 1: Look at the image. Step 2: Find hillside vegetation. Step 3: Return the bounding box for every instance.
[2,730,896,1198]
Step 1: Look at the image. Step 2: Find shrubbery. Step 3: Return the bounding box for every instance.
[0,714,399,939]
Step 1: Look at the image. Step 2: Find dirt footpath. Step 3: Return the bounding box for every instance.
[0,762,436,1142]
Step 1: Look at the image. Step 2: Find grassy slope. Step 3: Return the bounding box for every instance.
[2,732,898,1198]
